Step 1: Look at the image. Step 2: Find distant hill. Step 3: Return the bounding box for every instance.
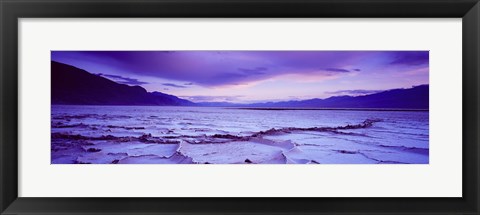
[197,85,428,109]
[51,61,194,106]
[243,85,429,109]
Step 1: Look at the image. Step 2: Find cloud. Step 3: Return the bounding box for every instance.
[97,73,149,85]
[184,82,194,86]
[326,89,383,96]
[180,95,244,102]
[162,83,187,88]
[238,67,268,75]
[323,68,351,73]
[389,51,429,66]
[52,51,428,87]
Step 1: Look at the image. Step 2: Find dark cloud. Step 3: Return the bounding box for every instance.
[52,51,369,87]
[162,83,187,88]
[52,51,428,87]
[184,82,194,86]
[238,67,268,75]
[353,68,361,71]
[213,73,248,84]
[326,89,383,96]
[97,73,149,85]
[389,51,429,66]
[324,68,351,73]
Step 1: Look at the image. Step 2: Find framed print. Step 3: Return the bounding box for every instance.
[49,50,430,165]
[1,0,479,214]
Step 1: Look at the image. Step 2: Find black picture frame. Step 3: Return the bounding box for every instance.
[1,0,479,214]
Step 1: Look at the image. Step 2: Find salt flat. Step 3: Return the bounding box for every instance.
[51,105,429,164]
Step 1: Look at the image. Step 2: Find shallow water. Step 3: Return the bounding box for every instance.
[51,105,429,164]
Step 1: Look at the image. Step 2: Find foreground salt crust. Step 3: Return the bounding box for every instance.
[51,106,429,164]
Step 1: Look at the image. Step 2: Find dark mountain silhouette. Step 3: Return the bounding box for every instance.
[196,85,428,109]
[51,61,194,106]
[243,85,429,109]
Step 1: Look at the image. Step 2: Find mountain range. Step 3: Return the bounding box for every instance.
[239,84,429,109]
[51,61,428,109]
[52,61,193,106]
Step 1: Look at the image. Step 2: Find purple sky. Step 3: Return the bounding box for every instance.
[51,51,429,103]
